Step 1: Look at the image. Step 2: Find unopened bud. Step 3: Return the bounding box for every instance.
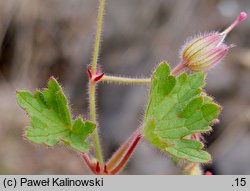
[180,12,247,72]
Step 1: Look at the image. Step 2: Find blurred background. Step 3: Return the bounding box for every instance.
[0,0,250,174]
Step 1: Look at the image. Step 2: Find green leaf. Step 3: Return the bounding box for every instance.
[143,62,220,163]
[16,77,95,152]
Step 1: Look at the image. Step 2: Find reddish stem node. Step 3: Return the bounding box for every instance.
[94,72,105,82]
[87,66,105,83]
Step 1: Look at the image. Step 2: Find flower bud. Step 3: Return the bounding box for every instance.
[180,12,247,72]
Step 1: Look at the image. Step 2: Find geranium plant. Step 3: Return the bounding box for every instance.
[16,0,247,175]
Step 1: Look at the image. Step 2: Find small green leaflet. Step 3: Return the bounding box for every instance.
[16,77,95,152]
[143,62,220,163]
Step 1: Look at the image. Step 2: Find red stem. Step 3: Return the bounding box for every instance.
[82,128,142,175]
[109,133,142,175]
[81,153,98,174]
[106,128,141,171]
[171,62,186,76]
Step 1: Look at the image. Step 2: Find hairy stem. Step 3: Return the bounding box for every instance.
[89,0,106,166]
[106,128,142,171]
[82,153,97,174]
[110,132,142,175]
[101,75,151,85]
[91,0,105,72]
[89,82,103,164]
[171,62,186,76]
